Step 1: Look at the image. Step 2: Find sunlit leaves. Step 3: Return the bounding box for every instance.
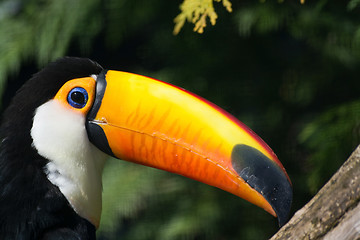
[173,0,232,35]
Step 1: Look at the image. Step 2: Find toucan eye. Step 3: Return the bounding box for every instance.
[67,87,88,109]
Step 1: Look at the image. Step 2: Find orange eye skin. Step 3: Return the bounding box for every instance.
[54,77,96,115]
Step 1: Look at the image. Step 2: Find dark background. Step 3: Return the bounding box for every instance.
[1,0,359,239]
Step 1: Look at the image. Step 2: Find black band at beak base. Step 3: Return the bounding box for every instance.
[86,69,115,157]
[87,70,108,120]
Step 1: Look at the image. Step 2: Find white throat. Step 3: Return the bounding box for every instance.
[31,100,107,228]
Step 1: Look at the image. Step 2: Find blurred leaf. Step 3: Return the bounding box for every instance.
[236,4,289,37]
[0,0,102,94]
[347,0,360,10]
[299,100,360,193]
[235,1,360,66]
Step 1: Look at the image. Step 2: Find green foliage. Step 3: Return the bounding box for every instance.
[347,0,360,10]
[234,1,360,195]
[299,100,360,193]
[0,0,102,93]
[1,0,360,240]
[236,1,360,66]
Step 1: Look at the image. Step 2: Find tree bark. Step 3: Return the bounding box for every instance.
[271,145,360,240]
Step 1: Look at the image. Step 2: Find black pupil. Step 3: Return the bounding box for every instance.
[71,91,85,104]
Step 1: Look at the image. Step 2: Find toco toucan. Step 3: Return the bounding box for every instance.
[0,57,292,239]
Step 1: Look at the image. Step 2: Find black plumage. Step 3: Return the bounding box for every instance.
[0,57,102,240]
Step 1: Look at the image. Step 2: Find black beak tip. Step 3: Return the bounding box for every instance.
[231,144,293,227]
[273,184,292,227]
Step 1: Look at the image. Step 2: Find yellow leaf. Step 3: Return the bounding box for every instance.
[173,0,232,35]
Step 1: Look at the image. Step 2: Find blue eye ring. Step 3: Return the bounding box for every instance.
[67,87,88,109]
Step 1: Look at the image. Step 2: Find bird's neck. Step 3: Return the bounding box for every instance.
[44,151,107,228]
[0,131,99,239]
[31,100,108,228]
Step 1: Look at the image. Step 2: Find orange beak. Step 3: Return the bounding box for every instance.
[86,70,292,226]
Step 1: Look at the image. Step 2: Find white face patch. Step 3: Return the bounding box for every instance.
[31,99,107,228]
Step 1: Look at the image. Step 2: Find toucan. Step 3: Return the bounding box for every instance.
[0,57,292,239]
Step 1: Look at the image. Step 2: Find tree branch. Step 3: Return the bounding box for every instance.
[271,145,360,240]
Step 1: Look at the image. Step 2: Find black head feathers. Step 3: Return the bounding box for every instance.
[0,57,103,160]
[10,57,102,115]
